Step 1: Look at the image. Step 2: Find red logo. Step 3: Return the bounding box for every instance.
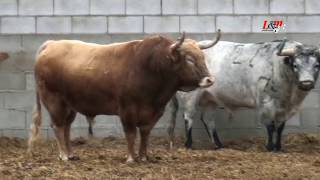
[262,20,285,33]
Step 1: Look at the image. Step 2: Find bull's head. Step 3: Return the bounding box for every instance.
[0,52,9,62]
[277,39,320,91]
[170,30,221,91]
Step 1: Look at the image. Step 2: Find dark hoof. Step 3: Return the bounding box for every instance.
[68,156,80,161]
[265,144,274,152]
[184,142,192,149]
[214,146,224,150]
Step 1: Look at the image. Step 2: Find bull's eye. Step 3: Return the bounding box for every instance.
[292,64,298,71]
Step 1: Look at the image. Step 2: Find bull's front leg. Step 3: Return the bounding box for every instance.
[120,119,137,163]
[167,96,179,150]
[183,113,194,149]
[139,124,155,162]
[274,122,286,151]
[265,122,275,151]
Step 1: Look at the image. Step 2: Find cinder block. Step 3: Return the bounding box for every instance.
[126,0,160,15]
[306,0,320,14]
[19,0,53,15]
[0,0,17,15]
[108,16,143,34]
[4,91,35,111]
[0,72,26,90]
[286,113,301,126]
[198,0,232,14]
[1,17,35,34]
[144,16,179,33]
[0,51,36,72]
[234,0,268,14]
[180,16,215,33]
[0,109,26,129]
[270,0,304,14]
[37,17,71,34]
[25,72,35,90]
[0,35,22,52]
[0,94,4,108]
[2,129,28,138]
[251,16,287,33]
[22,35,69,52]
[300,108,320,127]
[162,0,196,15]
[90,0,125,15]
[54,0,89,15]
[72,16,107,34]
[216,16,251,33]
[286,16,320,33]
[110,34,145,43]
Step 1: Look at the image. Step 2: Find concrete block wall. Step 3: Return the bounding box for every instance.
[0,0,320,141]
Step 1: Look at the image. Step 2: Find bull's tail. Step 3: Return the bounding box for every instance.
[28,87,42,153]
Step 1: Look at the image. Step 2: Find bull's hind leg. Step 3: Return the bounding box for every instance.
[64,111,77,160]
[200,112,223,149]
[40,89,75,161]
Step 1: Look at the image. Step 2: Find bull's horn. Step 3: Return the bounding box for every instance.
[0,52,9,61]
[198,29,221,50]
[170,31,186,51]
[277,38,295,56]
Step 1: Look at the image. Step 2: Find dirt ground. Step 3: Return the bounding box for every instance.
[1,133,320,180]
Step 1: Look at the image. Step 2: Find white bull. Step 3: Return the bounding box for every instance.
[168,39,320,151]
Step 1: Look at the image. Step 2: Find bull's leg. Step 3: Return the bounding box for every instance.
[274,122,286,151]
[139,124,155,161]
[200,112,223,149]
[86,116,94,137]
[265,122,275,151]
[52,124,69,160]
[122,123,137,163]
[167,97,178,150]
[184,113,193,149]
[64,111,78,160]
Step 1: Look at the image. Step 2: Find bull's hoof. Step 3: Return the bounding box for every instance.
[68,155,80,161]
[265,144,274,152]
[184,142,192,149]
[58,154,69,161]
[126,156,136,164]
[274,144,282,152]
[139,156,148,162]
[214,146,224,150]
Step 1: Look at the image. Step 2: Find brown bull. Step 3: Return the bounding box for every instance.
[28,31,221,162]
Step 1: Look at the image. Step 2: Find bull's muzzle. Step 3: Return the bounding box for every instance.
[199,76,214,88]
[298,80,314,91]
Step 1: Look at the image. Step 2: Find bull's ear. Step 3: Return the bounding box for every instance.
[0,52,9,62]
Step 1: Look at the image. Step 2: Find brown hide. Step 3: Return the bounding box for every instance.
[32,35,213,162]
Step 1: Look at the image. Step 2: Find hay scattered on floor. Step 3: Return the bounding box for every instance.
[1,133,320,179]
